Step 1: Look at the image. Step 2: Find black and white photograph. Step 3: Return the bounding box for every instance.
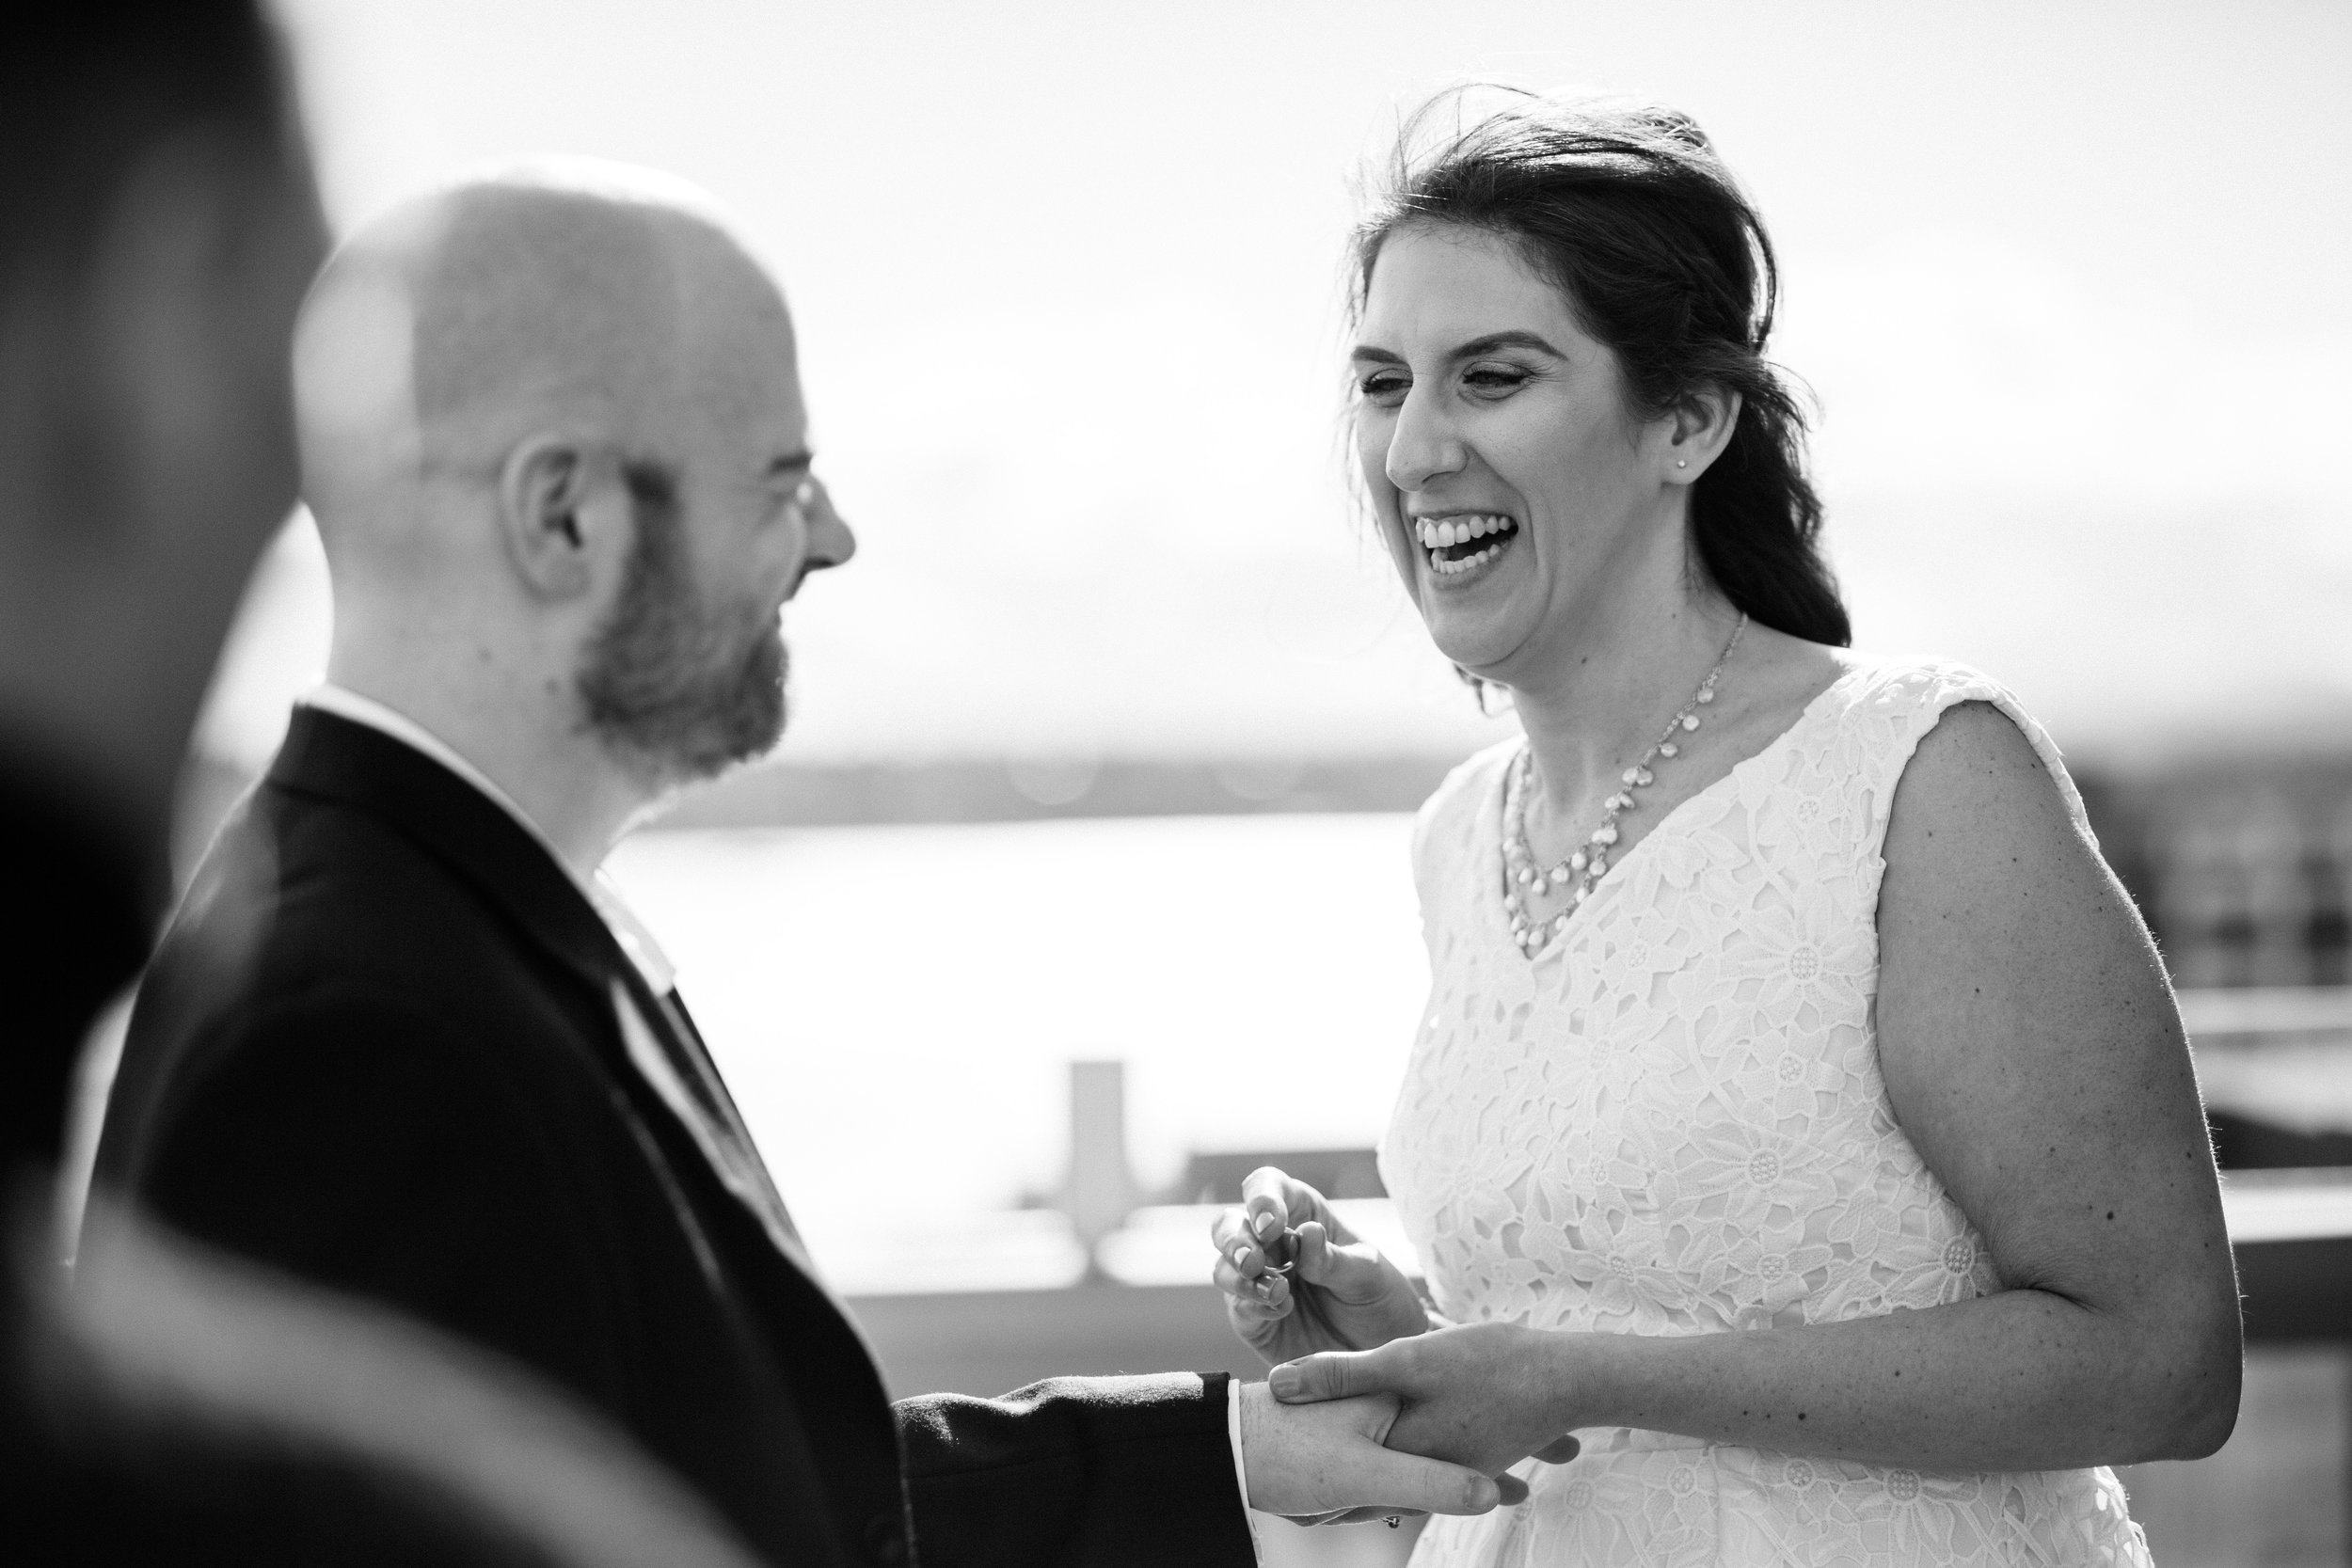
[6,3,2348,1564]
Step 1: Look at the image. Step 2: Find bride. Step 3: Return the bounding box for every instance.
[1212,89,2238,1564]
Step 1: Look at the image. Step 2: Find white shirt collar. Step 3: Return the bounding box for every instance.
[298,685,677,994]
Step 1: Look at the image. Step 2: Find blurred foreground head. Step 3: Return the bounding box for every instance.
[0,0,326,1164]
[0,0,326,860]
[297,170,855,800]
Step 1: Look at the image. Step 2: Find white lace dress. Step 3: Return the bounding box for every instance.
[1378,660,2153,1567]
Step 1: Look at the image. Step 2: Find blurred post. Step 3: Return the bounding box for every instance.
[1061,1061,1137,1282]
[2320,800,2352,987]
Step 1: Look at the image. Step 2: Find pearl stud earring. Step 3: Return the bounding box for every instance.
[1676,459,1689,468]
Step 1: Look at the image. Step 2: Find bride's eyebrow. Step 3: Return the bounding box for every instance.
[1452,329,1564,359]
[1348,331,1565,367]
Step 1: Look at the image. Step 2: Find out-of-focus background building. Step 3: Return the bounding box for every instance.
[148,2,2352,1561]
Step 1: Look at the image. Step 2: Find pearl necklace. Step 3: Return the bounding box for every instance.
[1502,614,1748,958]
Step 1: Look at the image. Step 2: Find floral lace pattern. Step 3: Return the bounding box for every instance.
[1379,660,2153,1567]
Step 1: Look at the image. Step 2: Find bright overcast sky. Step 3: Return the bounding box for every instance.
[200,0,2352,771]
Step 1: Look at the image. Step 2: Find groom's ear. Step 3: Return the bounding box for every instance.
[498,435,626,600]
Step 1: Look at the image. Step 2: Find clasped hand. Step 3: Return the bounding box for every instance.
[1236,1384,1530,1522]
[1269,1322,1585,1481]
[1215,1168,1578,1525]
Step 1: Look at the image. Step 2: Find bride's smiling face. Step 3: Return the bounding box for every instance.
[1354,222,1680,681]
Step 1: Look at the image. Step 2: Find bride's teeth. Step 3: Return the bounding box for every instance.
[1416,514,1523,573]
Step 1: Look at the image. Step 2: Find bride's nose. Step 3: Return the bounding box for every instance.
[1384,388,1469,493]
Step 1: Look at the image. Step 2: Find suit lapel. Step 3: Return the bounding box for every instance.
[651,988,804,1248]
[608,975,817,1279]
[601,972,892,1380]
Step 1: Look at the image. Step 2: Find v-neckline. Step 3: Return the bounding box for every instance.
[1489,664,1867,962]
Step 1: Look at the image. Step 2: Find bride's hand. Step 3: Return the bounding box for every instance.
[1211,1166,1431,1366]
[1269,1322,1584,1480]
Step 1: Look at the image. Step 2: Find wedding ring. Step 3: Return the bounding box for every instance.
[1262,1227,1299,1275]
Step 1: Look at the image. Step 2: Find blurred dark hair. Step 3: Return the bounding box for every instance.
[0,1,297,287]
[1353,87,1850,648]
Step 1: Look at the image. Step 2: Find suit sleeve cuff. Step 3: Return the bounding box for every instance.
[1227,1376,1265,1564]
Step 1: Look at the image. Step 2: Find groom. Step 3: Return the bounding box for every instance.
[90,172,1520,1566]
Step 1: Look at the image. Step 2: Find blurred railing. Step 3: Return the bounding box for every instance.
[2180,988,2352,1036]
[2190,987,2352,1181]
[55,979,2352,1564]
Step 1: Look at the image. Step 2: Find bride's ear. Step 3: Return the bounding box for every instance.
[1662,384,1740,485]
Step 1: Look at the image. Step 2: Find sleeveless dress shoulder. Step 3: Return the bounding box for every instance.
[1380,657,2152,1567]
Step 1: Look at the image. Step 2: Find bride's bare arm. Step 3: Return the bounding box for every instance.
[1270,702,2241,1476]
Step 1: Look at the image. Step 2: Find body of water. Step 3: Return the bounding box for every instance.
[604,812,1432,1275]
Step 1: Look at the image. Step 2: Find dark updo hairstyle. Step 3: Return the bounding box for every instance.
[1354,87,1850,648]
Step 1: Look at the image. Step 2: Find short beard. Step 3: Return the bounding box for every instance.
[575,460,787,785]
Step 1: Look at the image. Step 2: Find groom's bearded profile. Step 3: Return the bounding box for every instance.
[579,458,788,779]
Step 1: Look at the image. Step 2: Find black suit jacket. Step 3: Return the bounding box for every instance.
[94,710,1254,1568]
[3,745,759,1568]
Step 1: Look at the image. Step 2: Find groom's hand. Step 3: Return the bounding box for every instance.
[1234,1381,1530,1522]
[1269,1323,1584,1481]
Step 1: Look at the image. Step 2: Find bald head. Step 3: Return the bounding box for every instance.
[412,183,686,454]
[295,167,796,557]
